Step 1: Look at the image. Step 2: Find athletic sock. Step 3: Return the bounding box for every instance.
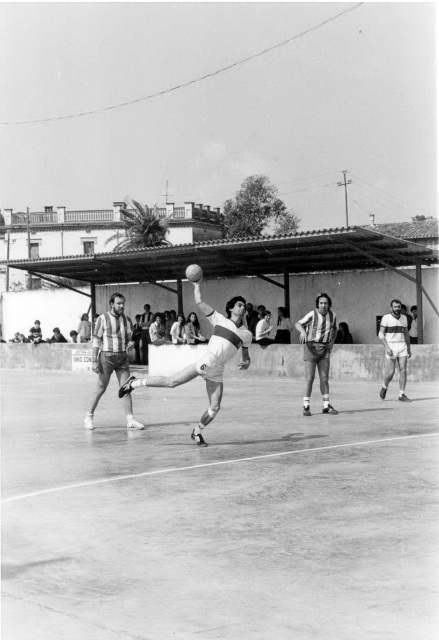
[322,394,330,409]
[193,424,203,435]
[399,390,405,397]
[86,412,94,417]
[303,397,310,408]
[382,384,388,389]
[126,414,134,422]
[131,379,145,389]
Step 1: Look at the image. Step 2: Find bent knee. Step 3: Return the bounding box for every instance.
[208,404,221,416]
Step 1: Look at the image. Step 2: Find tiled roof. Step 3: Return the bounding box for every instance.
[363,219,438,239]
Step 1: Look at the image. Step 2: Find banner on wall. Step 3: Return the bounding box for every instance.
[72,349,93,371]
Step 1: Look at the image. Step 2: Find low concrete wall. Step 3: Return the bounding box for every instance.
[1,343,438,382]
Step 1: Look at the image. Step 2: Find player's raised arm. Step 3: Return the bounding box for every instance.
[193,280,214,318]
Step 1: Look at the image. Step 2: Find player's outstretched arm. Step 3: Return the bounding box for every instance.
[237,346,251,370]
[193,280,214,318]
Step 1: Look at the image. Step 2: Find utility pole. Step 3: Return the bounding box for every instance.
[26,207,32,290]
[337,170,352,227]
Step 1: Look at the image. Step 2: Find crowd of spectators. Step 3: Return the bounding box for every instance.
[8,314,93,344]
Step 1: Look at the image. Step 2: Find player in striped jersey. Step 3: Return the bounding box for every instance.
[119,279,252,447]
[295,293,338,416]
[84,293,145,431]
[378,299,412,402]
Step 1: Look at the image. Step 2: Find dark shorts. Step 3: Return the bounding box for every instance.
[303,342,331,363]
[99,351,130,376]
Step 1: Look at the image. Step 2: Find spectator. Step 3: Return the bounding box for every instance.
[149,313,170,346]
[170,313,186,344]
[140,303,154,365]
[69,330,79,343]
[10,332,28,343]
[28,320,44,343]
[409,305,423,344]
[275,307,294,344]
[185,312,207,345]
[335,322,354,344]
[255,310,275,345]
[400,304,412,331]
[132,314,143,364]
[164,310,173,341]
[170,309,177,323]
[245,303,259,337]
[92,313,100,335]
[77,313,92,343]
[48,327,68,343]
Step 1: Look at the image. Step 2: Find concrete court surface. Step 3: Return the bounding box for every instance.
[1,368,439,640]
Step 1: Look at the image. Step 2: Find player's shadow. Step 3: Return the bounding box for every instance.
[341,407,394,414]
[2,557,74,579]
[410,397,439,402]
[206,433,328,447]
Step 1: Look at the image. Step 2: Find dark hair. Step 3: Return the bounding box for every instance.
[257,304,266,312]
[135,314,141,320]
[53,327,60,333]
[144,303,150,309]
[277,306,290,319]
[81,313,89,321]
[109,292,125,306]
[177,313,185,324]
[390,299,402,307]
[154,313,165,324]
[339,322,350,332]
[187,311,200,330]
[35,320,40,324]
[264,310,272,317]
[70,330,78,337]
[226,296,247,318]
[315,293,332,309]
[410,305,417,312]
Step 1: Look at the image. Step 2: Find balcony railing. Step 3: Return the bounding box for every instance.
[65,210,113,222]
[12,212,59,224]
[174,207,185,218]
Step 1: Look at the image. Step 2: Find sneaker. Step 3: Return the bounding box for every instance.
[322,404,338,415]
[379,387,387,400]
[84,415,94,430]
[303,406,311,417]
[127,418,145,430]
[191,430,208,447]
[119,375,136,398]
[399,394,412,403]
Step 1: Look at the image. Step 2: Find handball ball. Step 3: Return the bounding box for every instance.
[185,264,203,282]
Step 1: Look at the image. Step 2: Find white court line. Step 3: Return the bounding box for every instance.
[2,432,438,505]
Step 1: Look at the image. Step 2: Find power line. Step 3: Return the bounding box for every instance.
[0,3,364,126]
[279,182,336,196]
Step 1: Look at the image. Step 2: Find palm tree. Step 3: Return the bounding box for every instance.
[105,199,171,251]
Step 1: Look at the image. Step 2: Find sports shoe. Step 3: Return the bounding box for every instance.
[379,387,387,400]
[399,394,412,403]
[84,415,94,430]
[127,418,145,430]
[119,375,136,398]
[303,406,311,417]
[191,430,208,447]
[322,404,338,415]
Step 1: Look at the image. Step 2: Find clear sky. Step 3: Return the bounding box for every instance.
[0,2,436,231]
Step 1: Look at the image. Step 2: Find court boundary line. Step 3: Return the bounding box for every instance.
[2,432,438,504]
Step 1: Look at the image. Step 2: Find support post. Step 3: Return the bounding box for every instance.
[416,261,424,344]
[91,283,96,318]
[284,270,290,316]
[177,278,183,315]
[6,230,10,292]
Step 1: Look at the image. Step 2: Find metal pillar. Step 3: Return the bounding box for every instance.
[283,270,290,316]
[91,283,96,318]
[177,278,183,315]
[416,261,424,344]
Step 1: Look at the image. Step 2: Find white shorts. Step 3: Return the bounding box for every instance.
[195,350,224,383]
[386,342,409,359]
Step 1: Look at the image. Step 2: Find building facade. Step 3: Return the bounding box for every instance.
[0,202,223,290]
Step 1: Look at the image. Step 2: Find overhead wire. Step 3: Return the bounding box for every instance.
[0,3,364,126]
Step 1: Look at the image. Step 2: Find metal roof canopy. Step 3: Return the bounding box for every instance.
[4,226,438,341]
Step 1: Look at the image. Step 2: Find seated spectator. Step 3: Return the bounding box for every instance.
[170,313,186,344]
[69,330,79,343]
[149,313,170,346]
[48,327,68,343]
[164,310,173,341]
[185,312,207,345]
[400,304,412,331]
[245,303,259,337]
[10,332,28,343]
[335,322,354,344]
[256,310,275,345]
[170,309,177,323]
[132,314,142,364]
[28,320,44,343]
[409,305,423,344]
[275,306,294,344]
[77,313,92,343]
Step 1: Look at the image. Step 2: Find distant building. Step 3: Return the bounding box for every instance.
[364,217,438,250]
[0,202,223,290]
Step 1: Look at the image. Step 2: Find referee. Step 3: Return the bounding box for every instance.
[84,293,145,430]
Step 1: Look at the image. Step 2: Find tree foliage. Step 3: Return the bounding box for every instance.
[105,199,171,251]
[222,175,300,238]
[411,215,434,222]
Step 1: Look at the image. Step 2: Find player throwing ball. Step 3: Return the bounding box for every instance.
[378,299,412,402]
[295,293,338,417]
[118,274,252,446]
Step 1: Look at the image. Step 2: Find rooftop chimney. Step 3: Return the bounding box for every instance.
[369,214,375,226]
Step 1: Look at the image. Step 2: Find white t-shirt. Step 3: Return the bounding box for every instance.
[380,313,407,343]
[255,319,274,341]
[206,310,252,365]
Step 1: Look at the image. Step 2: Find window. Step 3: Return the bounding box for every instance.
[30,242,40,259]
[83,241,95,255]
[44,206,53,213]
